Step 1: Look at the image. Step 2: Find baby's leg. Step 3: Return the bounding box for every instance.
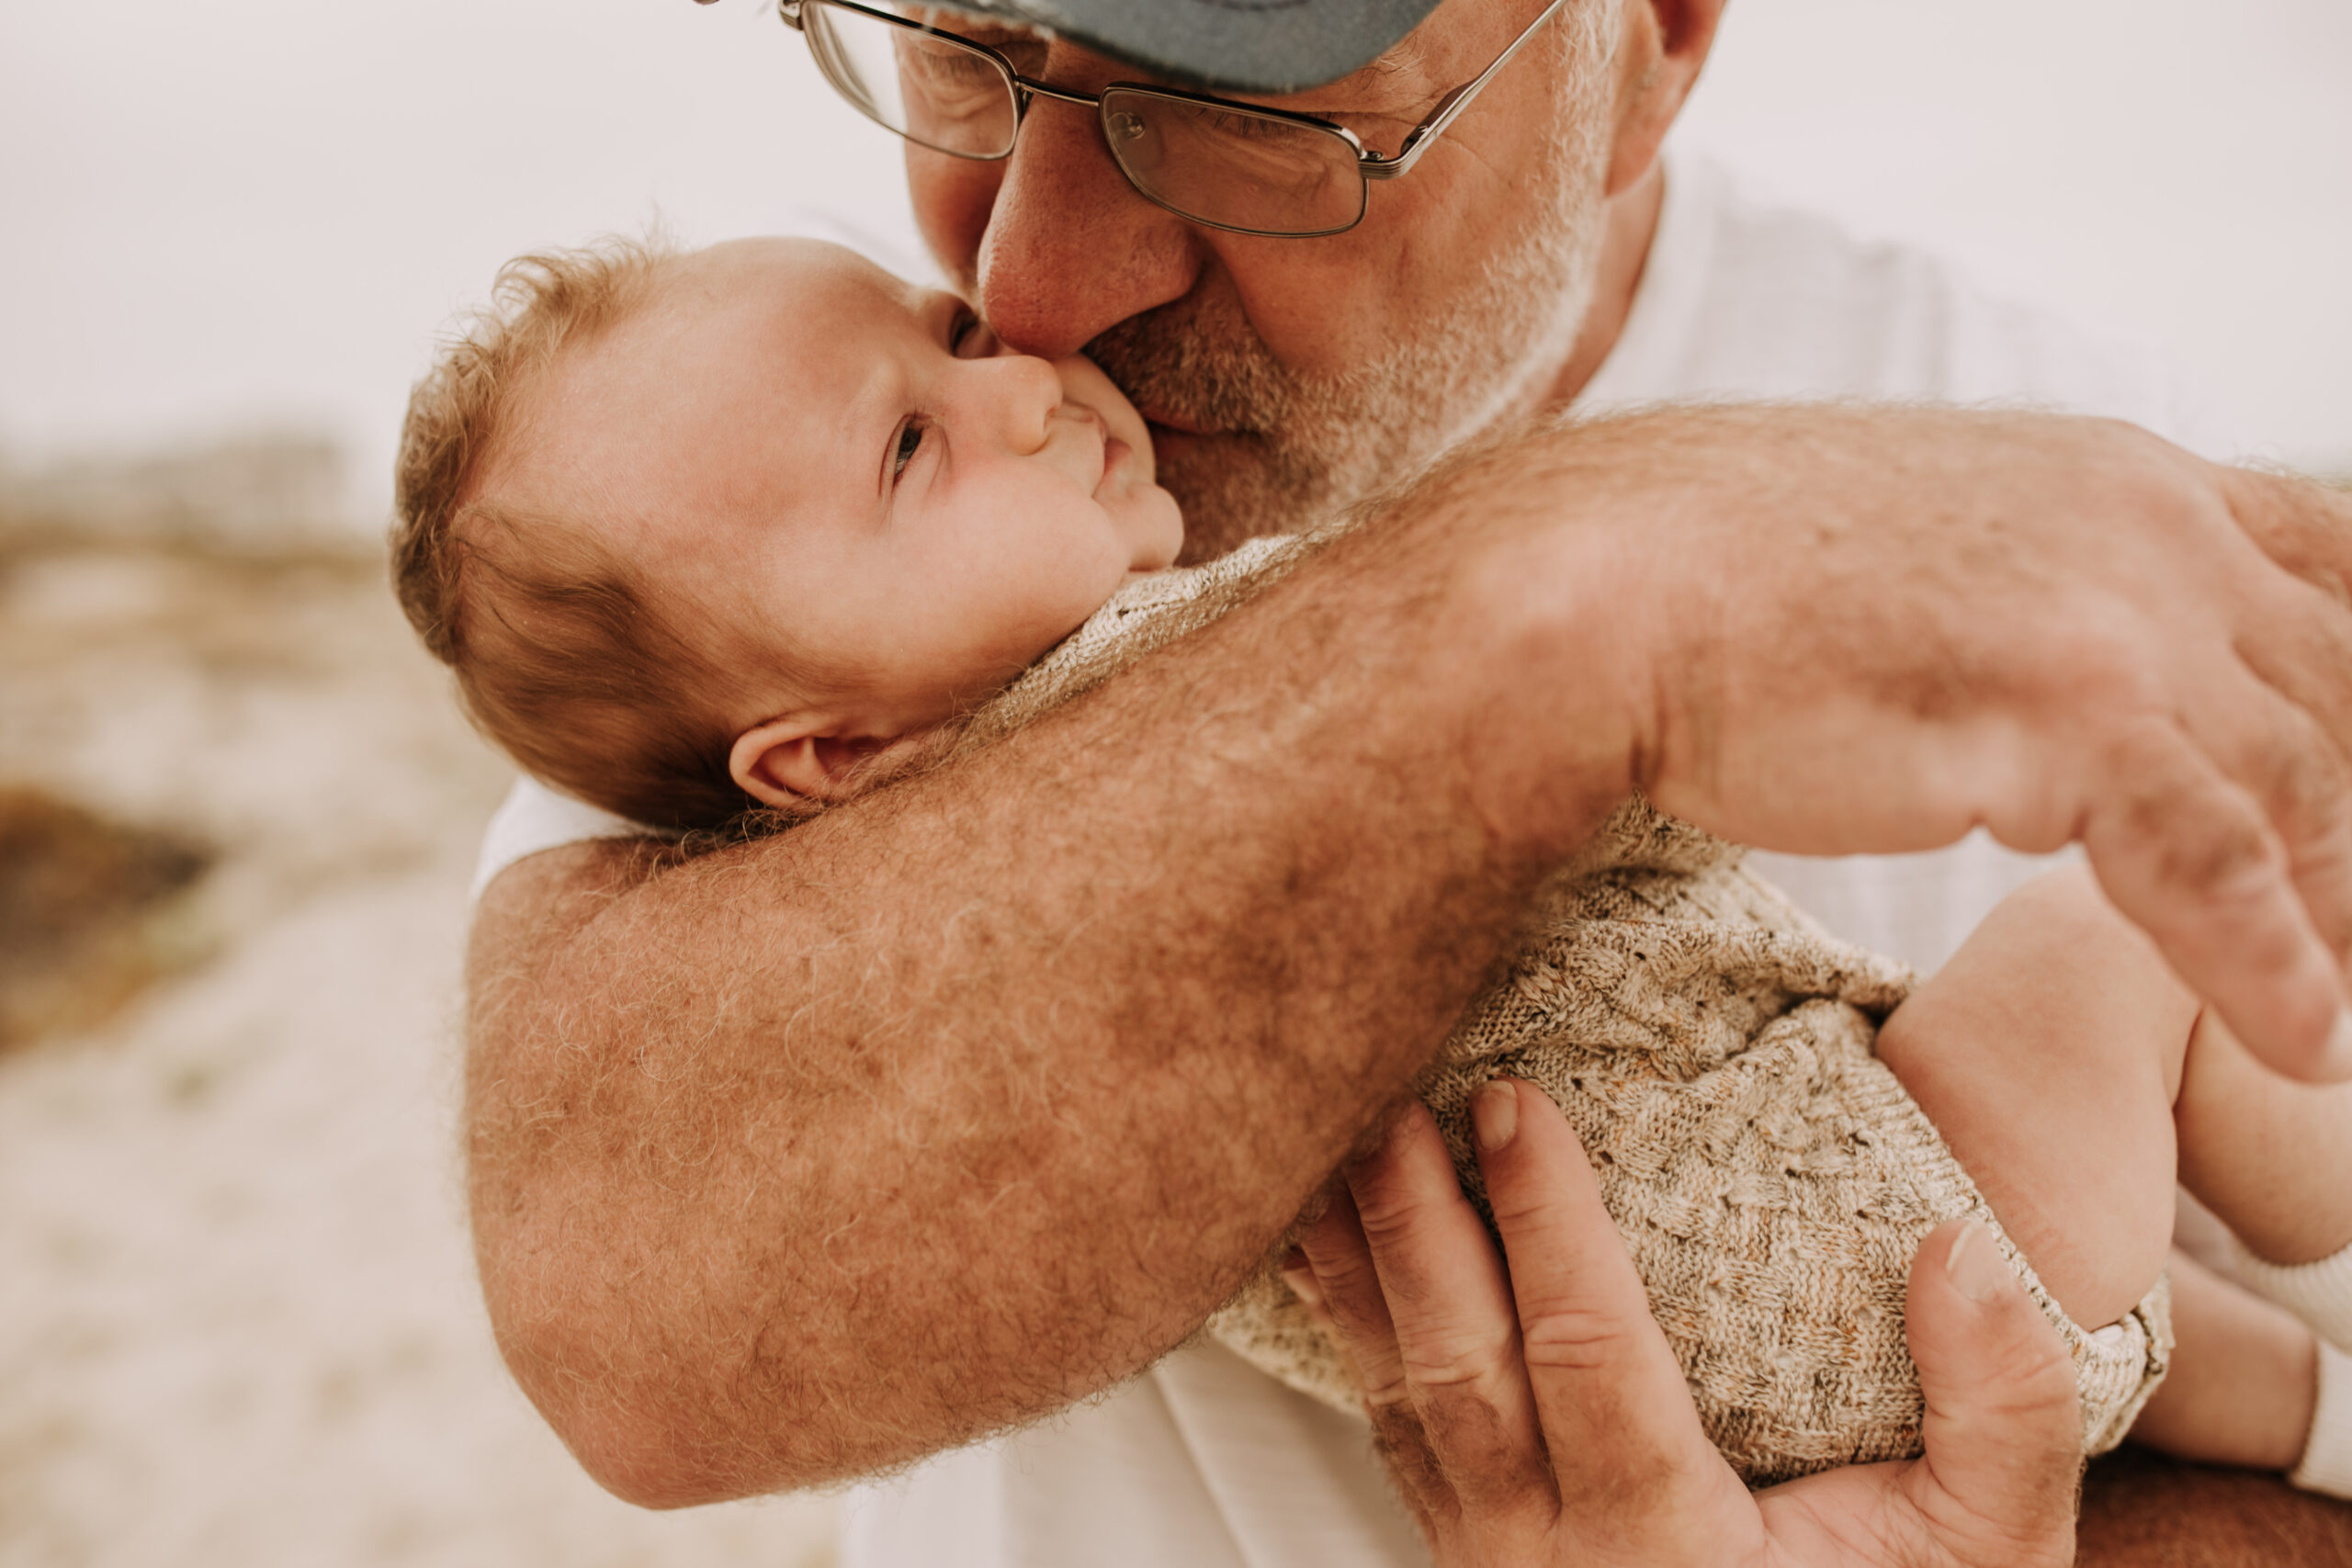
[2129,1249,2315,1470]
[2176,1010,2352,1270]
[1874,863,2194,1332]
[2170,1005,2352,1495]
[1877,864,2352,1485]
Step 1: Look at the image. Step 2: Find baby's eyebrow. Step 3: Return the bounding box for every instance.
[914,287,971,344]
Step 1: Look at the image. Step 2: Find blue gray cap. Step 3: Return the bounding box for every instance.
[930,0,1447,93]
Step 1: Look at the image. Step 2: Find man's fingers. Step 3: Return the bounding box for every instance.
[1337,1103,1557,1521]
[2228,615,2352,961]
[1295,1182,1459,1523]
[1296,1183,1402,1395]
[2081,714,2352,1080]
[1472,1078,1757,1560]
[1897,1220,2083,1568]
[2213,466,2352,964]
[1297,1181,1463,1527]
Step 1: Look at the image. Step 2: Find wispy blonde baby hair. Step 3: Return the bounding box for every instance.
[390,234,761,832]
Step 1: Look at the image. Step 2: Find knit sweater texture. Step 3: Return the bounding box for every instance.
[945,532,2171,1484]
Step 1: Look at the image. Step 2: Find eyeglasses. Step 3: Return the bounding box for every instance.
[775,0,1569,239]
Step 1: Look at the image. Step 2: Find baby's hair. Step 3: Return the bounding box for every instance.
[390,234,761,832]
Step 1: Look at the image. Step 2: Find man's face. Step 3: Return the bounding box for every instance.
[902,0,1628,560]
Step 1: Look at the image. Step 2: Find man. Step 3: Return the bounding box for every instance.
[463,0,2352,1560]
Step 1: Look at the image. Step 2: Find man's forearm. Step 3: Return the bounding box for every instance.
[467,406,2352,1508]
[465,430,1640,1506]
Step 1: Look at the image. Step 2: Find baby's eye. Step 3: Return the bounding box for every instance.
[890,420,926,482]
[950,310,989,358]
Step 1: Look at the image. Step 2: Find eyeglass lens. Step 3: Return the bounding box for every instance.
[799,1,1369,237]
[804,3,1020,158]
[1100,90,1365,236]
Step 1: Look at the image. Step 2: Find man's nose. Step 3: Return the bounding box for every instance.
[976,73,1204,359]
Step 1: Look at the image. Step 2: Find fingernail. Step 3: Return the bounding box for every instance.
[1472,1078,1519,1152]
[1945,1220,2009,1303]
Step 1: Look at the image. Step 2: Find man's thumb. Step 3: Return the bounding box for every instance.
[1901,1218,2084,1567]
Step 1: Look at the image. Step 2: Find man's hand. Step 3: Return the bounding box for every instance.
[1451,409,2352,1080]
[1295,1083,2084,1567]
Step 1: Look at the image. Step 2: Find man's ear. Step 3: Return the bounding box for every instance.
[1606,0,1727,198]
[729,716,891,808]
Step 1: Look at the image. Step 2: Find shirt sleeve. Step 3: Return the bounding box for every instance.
[469,774,658,904]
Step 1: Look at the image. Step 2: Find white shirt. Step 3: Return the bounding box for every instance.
[468,155,2233,1567]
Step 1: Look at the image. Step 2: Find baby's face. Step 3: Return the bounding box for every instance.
[505,237,1182,743]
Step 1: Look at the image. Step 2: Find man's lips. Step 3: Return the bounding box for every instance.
[1143,409,1219,468]
[1141,423,1196,473]
[1138,403,1210,438]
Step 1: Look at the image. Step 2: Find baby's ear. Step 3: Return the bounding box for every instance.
[729,717,889,807]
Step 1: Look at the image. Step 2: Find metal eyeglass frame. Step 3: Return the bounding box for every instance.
[772,0,1571,238]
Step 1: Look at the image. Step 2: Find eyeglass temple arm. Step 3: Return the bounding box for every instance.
[767,0,1563,183]
[1360,0,1570,182]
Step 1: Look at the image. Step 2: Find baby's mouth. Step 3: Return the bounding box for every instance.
[1062,402,1149,493]
[1100,436,1135,491]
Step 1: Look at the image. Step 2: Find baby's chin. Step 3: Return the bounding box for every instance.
[1125,479,1186,571]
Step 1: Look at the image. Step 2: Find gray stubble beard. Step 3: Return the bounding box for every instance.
[1085,6,1622,564]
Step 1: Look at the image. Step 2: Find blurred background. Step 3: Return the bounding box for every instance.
[2,1,2346,1564]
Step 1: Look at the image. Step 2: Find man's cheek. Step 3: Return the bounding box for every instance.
[907,151,1001,294]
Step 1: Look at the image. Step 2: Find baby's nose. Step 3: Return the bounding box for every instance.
[970,352,1067,449]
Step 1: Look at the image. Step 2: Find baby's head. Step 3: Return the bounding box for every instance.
[392,235,1182,830]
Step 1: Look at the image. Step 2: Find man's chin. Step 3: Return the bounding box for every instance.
[1159,434,1322,564]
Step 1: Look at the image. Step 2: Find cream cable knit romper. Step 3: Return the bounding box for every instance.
[943,531,2171,1486]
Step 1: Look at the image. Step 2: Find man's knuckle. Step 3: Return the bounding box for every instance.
[1309,1248,1382,1302]
[1484,1190,1575,1234]
[1351,1190,1433,1243]
[1401,1325,1517,1390]
[1516,1302,1643,1372]
[2256,711,2352,841]
[2092,731,2282,898]
[2154,812,2278,900]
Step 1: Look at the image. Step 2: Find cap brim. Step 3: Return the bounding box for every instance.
[933,0,1443,94]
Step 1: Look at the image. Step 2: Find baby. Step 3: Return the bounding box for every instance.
[394,234,2352,1492]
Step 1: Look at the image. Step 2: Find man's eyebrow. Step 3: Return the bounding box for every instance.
[1290,29,1442,114]
[1363,28,1437,85]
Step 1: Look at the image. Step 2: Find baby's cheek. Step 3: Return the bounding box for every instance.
[963,588,1091,682]
[1134,487,1184,569]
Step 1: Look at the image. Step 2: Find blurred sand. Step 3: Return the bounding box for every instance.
[0,473,838,1565]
